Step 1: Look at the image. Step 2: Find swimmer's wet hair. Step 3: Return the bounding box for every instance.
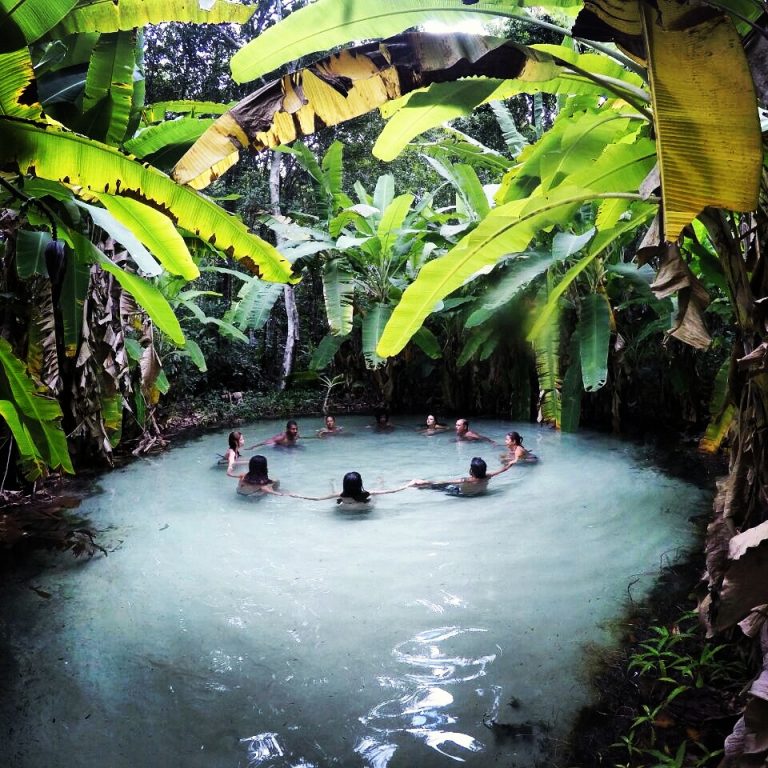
[506,431,523,444]
[470,457,487,479]
[245,455,271,485]
[340,471,371,503]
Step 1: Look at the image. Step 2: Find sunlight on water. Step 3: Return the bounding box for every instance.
[0,417,709,767]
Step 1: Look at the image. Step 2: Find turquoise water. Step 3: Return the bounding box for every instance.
[0,417,708,767]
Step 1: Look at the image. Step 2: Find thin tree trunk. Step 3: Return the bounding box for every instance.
[269,143,297,391]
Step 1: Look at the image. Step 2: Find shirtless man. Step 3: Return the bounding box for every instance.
[454,418,495,444]
[251,419,300,448]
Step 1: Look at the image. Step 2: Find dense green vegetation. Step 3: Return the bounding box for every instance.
[1,0,768,764]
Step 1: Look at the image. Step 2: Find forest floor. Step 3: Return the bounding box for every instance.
[0,397,747,768]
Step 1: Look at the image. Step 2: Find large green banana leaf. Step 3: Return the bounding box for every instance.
[362,303,392,369]
[230,0,583,83]
[377,194,414,259]
[533,282,561,428]
[46,0,254,38]
[0,338,74,474]
[422,156,489,220]
[95,193,199,279]
[322,260,355,337]
[124,117,217,167]
[15,231,51,278]
[577,292,612,391]
[141,101,232,123]
[560,334,582,432]
[174,34,587,190]
[0,400,46,478]
[374,46,649,161]
[81,30,136,145]
[378,133,656,357]
[0,0,78,53]
[224,279,284,332]
[0,119,294,283]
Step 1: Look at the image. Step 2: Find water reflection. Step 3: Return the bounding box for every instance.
[357,625,494,765]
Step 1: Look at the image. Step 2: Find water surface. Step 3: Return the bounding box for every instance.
[0,417,708,767]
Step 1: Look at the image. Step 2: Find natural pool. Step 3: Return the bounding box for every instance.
[0,417,709,767]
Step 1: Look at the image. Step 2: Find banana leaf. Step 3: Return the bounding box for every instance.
[362,303,392,369]
[0,119,294,283]
[15,230,52,278]
[533,283,561,428]
[0,399,46,479]
[310,333,347,371]
[225,278,283,331]
[412,326,442,359]
[0,48,43,118]
[230,0,583,83]
[577,292,611,391]
[322,260,355,337]
[0,0,79,53]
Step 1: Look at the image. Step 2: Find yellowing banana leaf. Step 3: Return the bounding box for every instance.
[0,0,79,52]
[174,34,568,189]
[0,119,293,282]
[82,30,136,145]
[96,193,199,280]
[640,0,762,239]
[0,48,43,118]
[46,0,254,38]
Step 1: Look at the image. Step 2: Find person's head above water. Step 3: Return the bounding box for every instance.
[245,455,270,484]
[325,415,336,429]
[455,418,469,436]
[505,431,523,447]
[228,431,243,452]
[426,414,437,427]
[469,457,488,479]
[285,420,299,439]
[375,410,389,425]
[341,471,371,502]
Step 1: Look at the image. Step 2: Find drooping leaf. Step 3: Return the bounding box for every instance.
[59,241,90,355]
[95,193,199,279]
[322,260,354,336]
[179,339,206,373]
[175,34,588,190]
[457,325,495,367]
[95,255,185,345]
[0,119,294,282]
[489,100,528,158]
[225,278,283,331]
[412,326,442,359]
[310,333,347,371]
[0,399,45,478]
[577,292,611,391]
[15,230,52,278]
[81,30,136,145]
[533,283,561,428]
[362,303,392,369]
[140,100,232,124]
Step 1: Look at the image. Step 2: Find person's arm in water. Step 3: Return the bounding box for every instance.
[485,462,513,479]
[369,480,419,496]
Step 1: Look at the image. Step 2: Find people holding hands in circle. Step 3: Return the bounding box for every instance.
[501,431,537,465]
[288,471,416,506]
[413,456,511,496]
[228,455,282,496]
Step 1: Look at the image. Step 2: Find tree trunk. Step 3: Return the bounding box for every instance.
[269,147,297,391]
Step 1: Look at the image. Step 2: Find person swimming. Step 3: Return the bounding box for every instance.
[317,414,344,437]
[251,419,300,448]
[501,431,537,465]
[288,471,414,505]
[228,455,281,496]
[414,457,510,496]
[454,418,495,443]
[419,414,448,435]
[369,410,395,432]
[219,430,247,470]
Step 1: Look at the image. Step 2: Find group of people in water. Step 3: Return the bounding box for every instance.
[222,413,536,503]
